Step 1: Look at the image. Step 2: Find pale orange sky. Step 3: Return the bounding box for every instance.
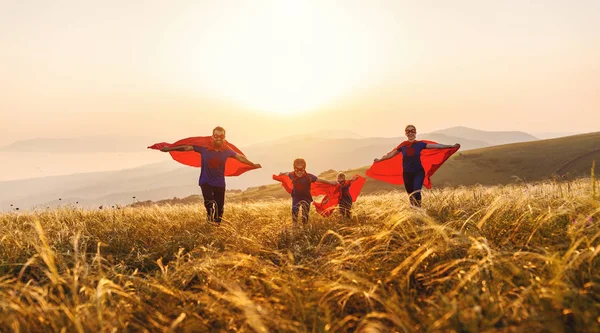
[1,0,599,145]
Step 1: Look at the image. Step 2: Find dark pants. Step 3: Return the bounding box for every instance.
[339,199,352,218]
[292,199,311,225]
[200,184,226,222]
[403,170,425,207]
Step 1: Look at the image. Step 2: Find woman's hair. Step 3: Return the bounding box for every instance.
[337,172,346,179]
[293,158,306,167]
[405,124,416,131]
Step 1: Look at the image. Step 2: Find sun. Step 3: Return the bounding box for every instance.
[165,0,378,115]
[214,49,355,115]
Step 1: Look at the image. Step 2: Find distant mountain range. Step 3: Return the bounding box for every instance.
[531,132,579,140]
[0,127,536,153]
[429,126,538,146]
[233,131,600,202]
[0,136,157,153]
[4,127,591,211]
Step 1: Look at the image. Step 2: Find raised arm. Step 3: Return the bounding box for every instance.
[160,145,194,152]
[233,154,261,168]
[374,149,400,163]
[425,143,460,149]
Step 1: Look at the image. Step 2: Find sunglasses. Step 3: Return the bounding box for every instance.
[338,180,345,184]
[294,167,305,172]
[213,134,225,139]
[405,129,416,134]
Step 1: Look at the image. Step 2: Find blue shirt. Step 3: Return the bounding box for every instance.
[339,182,352,204]
[288,172,318,202]
[396,141,427,172]
[193,146,237,187]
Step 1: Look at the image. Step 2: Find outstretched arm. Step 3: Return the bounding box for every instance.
[426,143,460,149]
[316,178,337,186]
[160,145,194,152]
[233,154,261,168]
[374,149,400,163]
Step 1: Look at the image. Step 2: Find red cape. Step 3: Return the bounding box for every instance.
[148,136,258,176]
[366,140,459,189]
[272,173,366,217]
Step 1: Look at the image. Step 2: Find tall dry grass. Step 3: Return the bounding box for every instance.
[1,178,599,332]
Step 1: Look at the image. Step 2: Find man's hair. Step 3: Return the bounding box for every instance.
[213,126,226,135]
[293,158,306,167]
[405,124,416,131]
[337,172,346,179]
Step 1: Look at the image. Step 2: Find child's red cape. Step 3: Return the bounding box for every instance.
[148,136,257,176]
[272,174,366,217]
[366,140,459,189]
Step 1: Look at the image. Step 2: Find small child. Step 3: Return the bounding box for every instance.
[279,158,337,225]
[336,172,355,218]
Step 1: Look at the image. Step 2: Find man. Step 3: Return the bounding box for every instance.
[159,126,261,224]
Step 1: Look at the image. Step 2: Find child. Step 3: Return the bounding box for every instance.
[278,158,337,225]
[337,172,356,218]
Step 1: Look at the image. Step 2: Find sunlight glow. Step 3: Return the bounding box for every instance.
[168,0,379,115]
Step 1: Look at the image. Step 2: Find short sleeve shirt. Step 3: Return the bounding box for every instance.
[193,146,237,187]
[288,172,318,202]
[396,141,427,172]
[339,182,352,204]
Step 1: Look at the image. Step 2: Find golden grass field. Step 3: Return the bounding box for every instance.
[1,177,599,332]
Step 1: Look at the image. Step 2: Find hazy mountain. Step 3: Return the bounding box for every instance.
[432,126,538,146]
[0,136,158,153]
[532,132,579,140]
[278,130,365,141]
[0,162,181,209]
[0,127,557,211]
[418,133,488,149]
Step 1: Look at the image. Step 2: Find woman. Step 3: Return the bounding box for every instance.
[372,125,459,207]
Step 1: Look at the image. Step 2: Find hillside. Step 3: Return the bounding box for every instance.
[428,131,600,186]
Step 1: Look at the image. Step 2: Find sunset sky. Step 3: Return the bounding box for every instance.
[1,0,599,145]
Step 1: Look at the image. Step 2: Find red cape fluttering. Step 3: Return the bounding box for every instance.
[366,140,459,189]
[148,136,257,176]
[272,174,366,217]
